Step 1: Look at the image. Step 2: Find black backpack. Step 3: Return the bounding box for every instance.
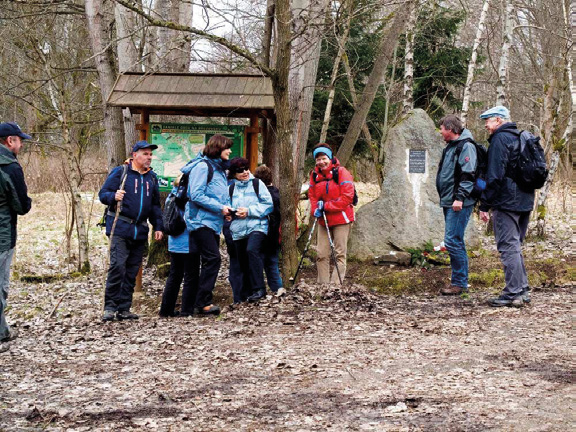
[163,160,215,236]
[509,130,548,192]
[174,160,214,209]
[453,138,488,200]
[311,166,358,206]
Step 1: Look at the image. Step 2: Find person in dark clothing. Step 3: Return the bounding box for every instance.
[0,122,32,352]
[182,135,234,316]
[99,140,164,321]
[254,165,284,296]
[223,185,243,304]
[478,106,534,308]
[159,176,199,317]
[436,115,478,295]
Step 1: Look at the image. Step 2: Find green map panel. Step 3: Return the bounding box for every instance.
[149,123,245,191]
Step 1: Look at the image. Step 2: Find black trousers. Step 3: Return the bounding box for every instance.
[189,227,221,308]
[234,231,267,300]
[159,252,199,316]
[104,236,146,312]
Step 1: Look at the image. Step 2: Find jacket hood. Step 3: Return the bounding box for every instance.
[0,145,17,166]
[181,153,227,175]
[447,129,474,147]
[234,173,255,185]
[491,122,518,137]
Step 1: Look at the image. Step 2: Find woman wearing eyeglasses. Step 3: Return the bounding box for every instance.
[227,157,273,303]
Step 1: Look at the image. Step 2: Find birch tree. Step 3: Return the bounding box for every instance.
[496,0,514,107]
[402,1,419,114]
[461,0,491,125]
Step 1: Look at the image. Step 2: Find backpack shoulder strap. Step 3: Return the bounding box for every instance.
[203,159,214,184]
[252,178,260,198]
[229,183,235,200]
[332,167,340,184]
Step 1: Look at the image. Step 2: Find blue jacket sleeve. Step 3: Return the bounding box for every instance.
[187,162,225,214]
[99,167,122,206]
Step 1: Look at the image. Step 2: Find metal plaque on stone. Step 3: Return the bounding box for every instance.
[409,149,426,173]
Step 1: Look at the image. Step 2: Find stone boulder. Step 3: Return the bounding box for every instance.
[349,109,477,260]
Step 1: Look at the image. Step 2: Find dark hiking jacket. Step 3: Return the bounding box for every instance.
[479,122,535,212]
[99,161,163,241]
[0,145,32,251]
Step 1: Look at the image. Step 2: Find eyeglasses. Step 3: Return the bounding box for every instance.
[235,167,249,173]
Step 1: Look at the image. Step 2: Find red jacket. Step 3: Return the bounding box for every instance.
[308,158,355,227]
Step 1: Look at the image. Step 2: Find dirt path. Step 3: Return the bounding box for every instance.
[1,281,573,431]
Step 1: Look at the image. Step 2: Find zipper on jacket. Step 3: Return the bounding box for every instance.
[134,174,144,239]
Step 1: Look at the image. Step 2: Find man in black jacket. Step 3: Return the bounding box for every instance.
[478,106,533,307]
[99,141,164,321]
[0,122,32,352]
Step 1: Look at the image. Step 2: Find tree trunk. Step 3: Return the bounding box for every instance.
[496,1,514,107]
[319,0,353,143]
[261,0,277,183]
[461,0,491,126]
[402,1,419,114]
[275,0,300,281]
[289,0,330,182]
[336,2,413,166]
[85,0,126,172]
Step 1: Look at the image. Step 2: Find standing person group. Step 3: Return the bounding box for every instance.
[0,123,32,352]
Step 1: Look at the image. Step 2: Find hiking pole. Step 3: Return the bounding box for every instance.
[108,172,129,255]
[322,211,343,285]
[290,217,318,286]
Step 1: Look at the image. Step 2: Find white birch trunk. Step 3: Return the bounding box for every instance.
[402,1,419,114]
[319,0,353,143]
[496,1,514,107]
[461,0,491,126]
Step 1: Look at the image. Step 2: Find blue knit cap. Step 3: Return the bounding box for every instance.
[313,146,333,160]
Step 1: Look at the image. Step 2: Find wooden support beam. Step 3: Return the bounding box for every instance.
[248,115,259,172]
[135,109,149,294]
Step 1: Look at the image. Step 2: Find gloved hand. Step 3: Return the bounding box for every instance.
[313,201,324,218]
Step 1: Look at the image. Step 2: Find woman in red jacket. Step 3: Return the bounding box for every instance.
[308,143,355,284]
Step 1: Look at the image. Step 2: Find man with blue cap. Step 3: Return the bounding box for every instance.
[478,106,533,307]
[99,140,164,321]
[0,122,32,352]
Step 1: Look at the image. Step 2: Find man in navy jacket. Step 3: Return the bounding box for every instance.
[99,141,164,321]
[478,106,534,308]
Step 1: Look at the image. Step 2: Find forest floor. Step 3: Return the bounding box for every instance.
[0,190,573,432]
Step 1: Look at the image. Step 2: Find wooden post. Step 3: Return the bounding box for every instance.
[135,109,149,294]
[247,115,259,172]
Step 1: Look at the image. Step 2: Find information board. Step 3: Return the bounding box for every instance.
[408,149,426,174]
[149,123,245,191]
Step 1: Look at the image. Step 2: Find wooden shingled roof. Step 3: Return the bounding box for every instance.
[107,72,275,118]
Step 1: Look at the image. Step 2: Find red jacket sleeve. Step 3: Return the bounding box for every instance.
[308,171,318,217]
[324,167,354,212]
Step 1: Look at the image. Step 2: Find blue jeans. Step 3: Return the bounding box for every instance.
[443,205,473,289]
[0,248,15,340]
[263,247,283,292]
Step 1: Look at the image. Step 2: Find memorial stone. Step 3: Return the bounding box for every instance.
[349,109,477,259]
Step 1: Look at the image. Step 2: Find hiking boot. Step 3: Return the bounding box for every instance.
[440,285,464,296]
[247,289,266,303]
[117,310,139,320]
[102,310,116,322]
[0,328,18,343]
[0,343,9,353]
[275,287,286,297]
[522,288,531,304]
[194,305,220,316]
[488,295,524,308]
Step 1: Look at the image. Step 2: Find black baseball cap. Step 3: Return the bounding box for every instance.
[0,122,32,140]
[131,140,158,152]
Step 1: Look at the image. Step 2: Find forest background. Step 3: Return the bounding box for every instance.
[0,0,573,278]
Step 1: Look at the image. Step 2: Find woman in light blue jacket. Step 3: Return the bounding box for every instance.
[182,135,233,316]
[228,158,273,303]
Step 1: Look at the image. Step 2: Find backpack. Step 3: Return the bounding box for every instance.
[312,166,358,206]
[509,130,548,192]
[453,138,488,200]
[174,160,214,209]
[162,193,187,236]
